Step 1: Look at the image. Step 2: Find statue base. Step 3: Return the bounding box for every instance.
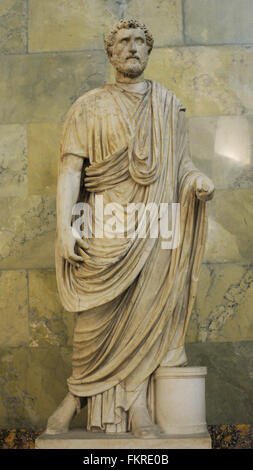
[35,429,211,449]
[37,366,211,449]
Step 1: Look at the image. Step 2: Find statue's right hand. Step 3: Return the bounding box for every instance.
[56,228,88,266]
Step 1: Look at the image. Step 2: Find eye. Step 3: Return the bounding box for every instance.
[136,38,144,45]
[120,39,128,45]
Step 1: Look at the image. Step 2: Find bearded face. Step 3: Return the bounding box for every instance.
[109,28,150,79]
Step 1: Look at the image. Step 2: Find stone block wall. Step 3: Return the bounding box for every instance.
[0,0,252,428]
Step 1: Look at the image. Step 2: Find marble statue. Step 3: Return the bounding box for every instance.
[45,18,214,438]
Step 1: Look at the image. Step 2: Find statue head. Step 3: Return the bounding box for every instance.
[105,18,154,80]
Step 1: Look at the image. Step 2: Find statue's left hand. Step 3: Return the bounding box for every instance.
[194,175,215,201]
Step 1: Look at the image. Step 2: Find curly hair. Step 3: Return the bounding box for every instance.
[104,18,154,57]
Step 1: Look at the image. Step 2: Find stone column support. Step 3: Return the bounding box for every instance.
[154,366,208,436]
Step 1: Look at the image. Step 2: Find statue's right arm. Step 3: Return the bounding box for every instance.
[56,154,89,265]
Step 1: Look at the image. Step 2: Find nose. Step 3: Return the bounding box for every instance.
[129,40,137,54]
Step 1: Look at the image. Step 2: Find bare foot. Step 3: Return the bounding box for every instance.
[45,392,79,435]
[131,404,163,438]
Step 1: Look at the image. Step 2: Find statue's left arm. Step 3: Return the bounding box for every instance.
[177,108,215,202]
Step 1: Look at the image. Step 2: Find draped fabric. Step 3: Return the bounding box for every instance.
[55,80,207,431]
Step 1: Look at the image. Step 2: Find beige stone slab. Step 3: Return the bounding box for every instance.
[0,346,30,426]
[29,0,118,52]
[143,46,253,116]
[0,270,29,347]
[204,189,253,263]
[184,0,253,45]
[0,196,56,269]
[0,124,27,197]
[124,0,183,46]
[186,263,253,343]
[0,345,75,428]
[0,52,106,124]
[188,115,253,190]
[29,270,75,348]
[35,429,212,449]
[27,123,62,195]
[204,217,242,264]
[186,341,253,423]
[0,0,27,53]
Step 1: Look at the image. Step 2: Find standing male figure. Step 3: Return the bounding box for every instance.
[46,18,214,438]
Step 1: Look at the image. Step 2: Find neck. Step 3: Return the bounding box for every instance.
[115,69,144,84]
[115,74,147,93]
[114,70,144,83]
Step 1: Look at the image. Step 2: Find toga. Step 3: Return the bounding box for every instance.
[56,80,207,432]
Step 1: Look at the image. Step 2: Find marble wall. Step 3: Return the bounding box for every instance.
[0,0,252,428]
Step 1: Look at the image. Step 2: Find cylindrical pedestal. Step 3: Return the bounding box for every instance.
[154,366,208,435]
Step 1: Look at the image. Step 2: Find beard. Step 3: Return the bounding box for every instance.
[112,56,148,78]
